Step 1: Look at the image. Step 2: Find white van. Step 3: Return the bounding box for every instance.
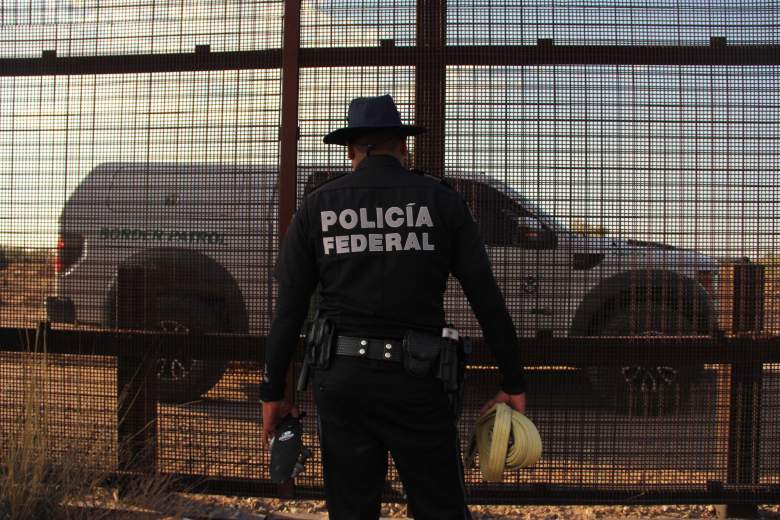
[47,163,725,406]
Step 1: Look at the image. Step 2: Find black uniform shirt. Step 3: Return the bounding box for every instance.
[260,154,526,401]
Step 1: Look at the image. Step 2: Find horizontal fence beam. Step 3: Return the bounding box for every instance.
[443,44,780,66]
[1,44,777,76]
[462,485,780,506]
[1,326,778,365]
[302,44,780,68]
[466,334,780,366]
[0,49,283,76]
[0,326,264,362]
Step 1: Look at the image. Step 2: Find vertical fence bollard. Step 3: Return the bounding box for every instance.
[117,351,159,476]
[116,266,159,491]
[716,262,766,518]
[415,0,446,178]
[116,265,158,330]
[278,0,302,499]
[716,362,763,519]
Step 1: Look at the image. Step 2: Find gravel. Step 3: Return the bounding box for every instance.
[174,495,780,519]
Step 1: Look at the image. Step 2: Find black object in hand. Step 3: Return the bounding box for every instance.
[269,413,311,484]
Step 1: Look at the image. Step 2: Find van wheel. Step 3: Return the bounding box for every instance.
[154,296,228,404]
[586,303,702,415]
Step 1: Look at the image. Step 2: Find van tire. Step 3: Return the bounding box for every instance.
[154,296,228,404]
[586,303,702,415]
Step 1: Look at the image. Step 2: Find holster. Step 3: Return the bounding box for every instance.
[296,316,335,391]
[436,337,460,393]
[307,316,336,370]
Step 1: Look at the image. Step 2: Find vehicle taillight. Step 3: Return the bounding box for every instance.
[55,233,84,274]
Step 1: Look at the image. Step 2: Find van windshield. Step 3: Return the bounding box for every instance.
[503,186,568,233]
[445,173,568,234]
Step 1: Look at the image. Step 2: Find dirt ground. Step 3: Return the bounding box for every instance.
[0,258,52,328]
[160,494,780,519]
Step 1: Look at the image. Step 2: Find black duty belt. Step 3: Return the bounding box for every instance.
[335,335,403,362]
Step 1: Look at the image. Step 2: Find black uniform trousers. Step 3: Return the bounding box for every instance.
[313,355,471,520]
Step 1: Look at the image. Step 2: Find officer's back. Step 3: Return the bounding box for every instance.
[302,154,466,339]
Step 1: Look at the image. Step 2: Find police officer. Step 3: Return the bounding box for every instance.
[261,94,526,520]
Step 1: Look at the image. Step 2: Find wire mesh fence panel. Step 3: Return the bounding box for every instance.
[297,66,417,181]
[0,70,282,337]
[761,363,780,486]
[157,364,266,480]
[446,0,779,46]
[0,0,778,508]
[300,0,416,48]
[0,349,117,474]
[459,366,728,493]
[0,0,284,57]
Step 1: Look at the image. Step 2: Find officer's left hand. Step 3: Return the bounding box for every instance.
[262,399,299,447]
[479,390,526,416]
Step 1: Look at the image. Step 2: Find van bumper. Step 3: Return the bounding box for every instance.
[46,296,75,324]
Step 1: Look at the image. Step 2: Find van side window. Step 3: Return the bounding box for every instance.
[447,178,523,246]
[447,177,556,250]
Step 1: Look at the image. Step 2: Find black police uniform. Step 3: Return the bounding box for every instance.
[261,154,526,520]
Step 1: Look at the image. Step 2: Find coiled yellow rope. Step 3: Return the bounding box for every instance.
[465,403,542,482]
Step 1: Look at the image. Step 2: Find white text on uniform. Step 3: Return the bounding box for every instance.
[321,204,436,255]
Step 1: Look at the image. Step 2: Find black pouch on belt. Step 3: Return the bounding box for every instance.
[402,330,443,377]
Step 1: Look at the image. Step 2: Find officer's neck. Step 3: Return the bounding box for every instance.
[352,152,406,171]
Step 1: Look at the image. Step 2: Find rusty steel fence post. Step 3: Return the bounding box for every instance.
[715,362,763,519]
[117,351,158,475]
[115,265,158,330]
[277,0,302,500]
[715,262,767,519]
[116,266,159,490]
[415,0,446,178]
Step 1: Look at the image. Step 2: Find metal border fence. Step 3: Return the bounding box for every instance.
[1,1,779,517]
[2,324,780,513]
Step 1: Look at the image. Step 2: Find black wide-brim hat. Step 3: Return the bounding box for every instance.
[323,94,426,145]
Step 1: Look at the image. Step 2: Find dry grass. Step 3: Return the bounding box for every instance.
[0,326,185,520]
[0,328,85,519]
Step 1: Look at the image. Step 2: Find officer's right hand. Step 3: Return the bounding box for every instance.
[262,399,299,447]
[478,390,526,416]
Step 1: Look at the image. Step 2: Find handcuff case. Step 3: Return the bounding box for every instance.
[402,330,442,377]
